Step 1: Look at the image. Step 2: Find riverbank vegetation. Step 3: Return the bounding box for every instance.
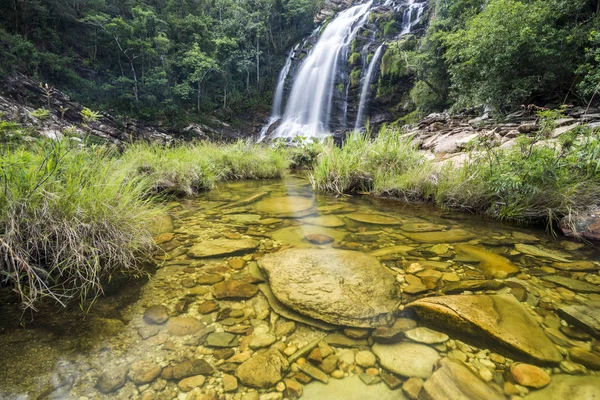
[0,122,290,308]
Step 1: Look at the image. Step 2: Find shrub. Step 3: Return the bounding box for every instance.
[348,52,361,67]
[30,108,51,120]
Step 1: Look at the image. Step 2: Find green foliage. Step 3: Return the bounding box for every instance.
[537,107,565,137]
[0,140,157,308]
[30,108,51,120]
[350,68,362,87]
[410,81,444,113]
[577,30,600,99]
[0,0,321,121]
[382,20,399,37]
[80,107,101,123]
[348,52,361,67]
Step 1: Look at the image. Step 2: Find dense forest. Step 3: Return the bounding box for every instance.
[0,0,321,123]
[0,0,598,125]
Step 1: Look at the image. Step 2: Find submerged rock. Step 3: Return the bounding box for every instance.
[345,212,403,225]
[400,222,447,232]
[213,280,259,299]
[259,249,399,327]
[399,229,476,243]
[372,341,440,379]
[557,304,600,338]
[420,358,505,400]
[407,295,562,364]
[96,365,129,394]
[455,244,519,279]
[541,275,600,293]
[143,305,170,325]
[235,349,289,388]
[443,280,505,294]
[188,238,259,258]
[271,225,347,247]
[253,196,315,216]
[301,215,345,227]
[167,317,204,336]
[515,244,571,262]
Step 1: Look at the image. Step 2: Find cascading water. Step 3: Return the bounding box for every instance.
[355,44,384,130]
[270,2,373,140]
[259,0,427,141]
[257,47,296,142]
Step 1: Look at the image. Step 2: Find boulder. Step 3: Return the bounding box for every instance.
[235,349,289,388]
[557,304,600,338]
[188,239,259,258]
[560,208,600,241]
[420,358,504,400]
[407,295,562,364]
[541,276,600,294]
[213,280,259,299]
[259,249,399,327]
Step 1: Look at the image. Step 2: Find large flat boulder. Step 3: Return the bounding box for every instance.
[406,295,562,364]
[253,196,315,217]
[188,239,259,258]
[455,244,519,279]
[259,249,399,327]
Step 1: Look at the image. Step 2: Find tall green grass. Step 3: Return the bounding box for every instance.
[309,125,600,223]
[0,140,157,309]
[121,141,289,196]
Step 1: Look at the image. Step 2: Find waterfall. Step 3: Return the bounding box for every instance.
[271,1,373,140]
[257,47,296,142]
[355,44,384,130]
[401,0,426,35]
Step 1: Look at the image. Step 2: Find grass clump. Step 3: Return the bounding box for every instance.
[121,140,289,197]
[0,140,157,309]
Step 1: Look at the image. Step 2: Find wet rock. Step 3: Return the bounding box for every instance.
[305,234,335,244]
[228,258,247,270]
[401,222,447,233]
[420,358,505,400]
[178,375,206,391]
[213,280,259,299]
[253,196,315,216]
[324,332,368,347]
[172,359,214,379]
[523,375,600,400]
[560,360,587,374]
[302,375,399,400]
[372,318,417,343]
[188,286,210,296]
[553,261,598,272]
[569,348,600,370]
[205,332,239,348]
[515,244,571,262]
[510,363,550,388]
[443,280,505,294]
[154,232,175,244]
[196,273,224,285]
[249,333,277,349]
[372,341,440,379]
[407,295,562,364]
[198,301,219,314]
[557,304,600,338]
[344,327,370,339]
[301,215,345,227]
[284,378,303,399]
[405,327,448,344]
[143,305,170,325]
[235,349,289,388]
[402,377,423,399]
[130,360,162,384]
[97,365,129,394]
[275,321,296,337]
[167,317,204,336]
[355,351,377,368]
[188,239,259,258]
[399,229,476,243]
[223,374,238,392]
[321,355,339,374]
[259,249,398,327]
[541,276,600,294]
[455,245,519,279]
[150,212,174,235]
[214,349,235,360]
[369,245,414,257]
[138,325,160,339]
[228,192,268,208]
[272,225,346,247]
[346,212,402,225]
[380,371,403,389]
[299,363,329,383]
[559,326,590,341]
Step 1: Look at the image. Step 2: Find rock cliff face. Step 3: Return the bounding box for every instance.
[315,0,354,23]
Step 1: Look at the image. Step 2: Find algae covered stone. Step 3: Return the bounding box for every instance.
[259,249,399,327]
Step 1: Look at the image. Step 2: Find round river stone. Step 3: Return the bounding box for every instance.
[259,249,399,327]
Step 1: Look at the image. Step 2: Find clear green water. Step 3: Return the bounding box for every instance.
[0,175,599,399]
